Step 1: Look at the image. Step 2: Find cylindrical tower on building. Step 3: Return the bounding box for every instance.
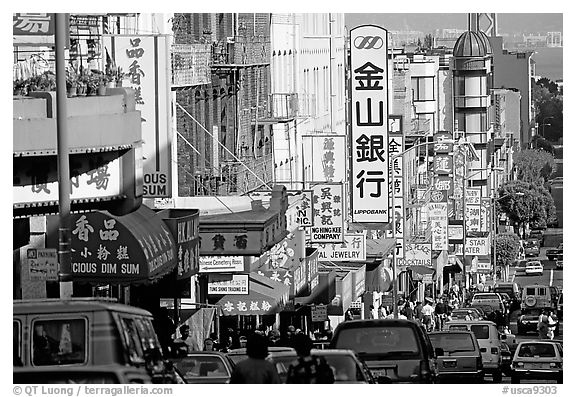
[452,31,493,195]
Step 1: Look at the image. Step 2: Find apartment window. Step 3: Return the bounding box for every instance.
[412,77,435,101]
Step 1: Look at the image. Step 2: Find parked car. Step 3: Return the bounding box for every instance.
[329,319,440,383]
[525,261,544,276]
[226,346,295,365]
[555,253,563,270]
[13,298,175,383]
[171,351,236,384]
[427,331,484,383]
[443,320,506,383]
[511,341,562,384]
[546,243,563,261]
[528,229,545,245]
[266,349,375,384]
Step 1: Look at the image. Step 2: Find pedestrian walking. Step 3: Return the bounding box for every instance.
[230,333,281,384]
[403,301,414,320]
[422,298,435,331]
[414,301,423,325]
[286,333,335,384]
[172,324,191,357]
[279,325,297,348]
[537,309,550,340]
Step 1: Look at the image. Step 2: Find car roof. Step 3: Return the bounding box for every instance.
[446,320,497,326]
[428,330,474,335]
[179,351,229,358]
[334,318,420,329]
[227,347,295,355]
[13,298,153,316]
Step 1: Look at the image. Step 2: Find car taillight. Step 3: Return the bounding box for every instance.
[516,362,524,367]
[550,363,557,368]
[419,360,431,382]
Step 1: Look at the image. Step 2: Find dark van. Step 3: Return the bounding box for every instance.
[329,319,440,383]
[13,298,175,383]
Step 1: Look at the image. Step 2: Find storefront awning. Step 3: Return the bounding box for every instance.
[69,205,177,284]
[410,265,436,280]
[217,273,289,316]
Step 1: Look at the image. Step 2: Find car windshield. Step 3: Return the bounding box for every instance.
[333,327,420,357]
[273,354,364,382]
[174,355,230,378]
[473,294,500,301]
[429,333,475,353]
[517,344,556,358]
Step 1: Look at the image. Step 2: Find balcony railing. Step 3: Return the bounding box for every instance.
[212,36,270,66]
[268,93,298,120]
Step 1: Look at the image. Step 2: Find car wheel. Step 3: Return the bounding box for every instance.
[493,371,503,383]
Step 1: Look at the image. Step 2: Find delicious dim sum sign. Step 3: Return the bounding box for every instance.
[349,25,390,223]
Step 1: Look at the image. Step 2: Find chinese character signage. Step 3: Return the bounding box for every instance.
[480,197,492,233]
[27,248,58,281]
[70,208,176,282]
[350,25,389,223]
[311,305,328,322]
[434,175,453,194]
[13,13,55,36]
[208,274,249,295]
[250,230,302,272]
[386,134,405,258]
[465,188,482,233]
[257,269,295,298]
[306,247,320,294]
[293,190,313,227]
[465,188,482,205]
[13,156,122,208]
[303,135,347,183]
[397,243,432,268]
[199,256,245,273]
[434,154,453,175]
[316,233,367,262]
[428,203,448,250]
[309,183,344,243]
[159,209,200,279]
[103,35,172,198]
[448,223,464,244]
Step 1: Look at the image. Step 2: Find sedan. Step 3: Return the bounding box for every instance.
[546,243,563,261]
[555,254,563,270]
[267,349,375,383]
[525,261,544,276]
[511,341,563,384]
[450,309,483,321]
[227,346,296,365]
[171,351,236,384]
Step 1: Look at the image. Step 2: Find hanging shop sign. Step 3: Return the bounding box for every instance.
[306,247,320,294]
[293,258,308,297]
[13,155,122,208]
[397,243,432,268]
[350,25,389,223]
[448,224,464,244]
[352,265,366,301]
[104,34,172,198]
[428,202,448,251]
[302,135,347,183]
[465,188,482,205]
[480,197,492,233]
[257,269,294,297]
[247,189,313,230]
[309,183,344,243]
[311,305,328,322]
[433,154,453,175]
[465,238,490,256]
[316,233,366,262]
[386,134,405,257]
[158,209,200,279]
[27,248,58,281]
[208,274,249,295]
[465,205,482,233]
[13,13,59,47]
[434,175,453,195]
[199,256,245,273]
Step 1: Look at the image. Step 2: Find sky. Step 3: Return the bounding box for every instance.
[345,13,563,35]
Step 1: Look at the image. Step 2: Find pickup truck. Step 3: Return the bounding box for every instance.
[546,243,563,261]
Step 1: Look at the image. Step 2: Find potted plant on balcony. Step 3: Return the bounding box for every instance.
[66,69,78,97]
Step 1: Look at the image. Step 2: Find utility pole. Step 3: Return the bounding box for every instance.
[55,13,73,297]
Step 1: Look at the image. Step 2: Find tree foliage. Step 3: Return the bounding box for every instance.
[498,180,557,233]
[495,233,520,268]
[532,78,563,142]
[513,149,556,185]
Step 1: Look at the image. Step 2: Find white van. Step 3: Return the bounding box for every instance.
[444,320,505,383]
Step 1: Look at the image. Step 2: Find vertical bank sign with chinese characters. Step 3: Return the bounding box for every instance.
[309,183,344,243]
[350,25,389,223]
[103,35,172,197]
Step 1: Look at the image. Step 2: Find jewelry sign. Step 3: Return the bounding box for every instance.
[350,25,389,223]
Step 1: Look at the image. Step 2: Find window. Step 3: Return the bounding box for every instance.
[412,77,435,101]
[31,318,87,366]
[334,327,420,356]
[175,356,230,378]
[120,317,145,365]
[470,325,490,340]
[526,288,536,296]
[14,320,21,366]
[429,333,475,353]
[518,343,556,358]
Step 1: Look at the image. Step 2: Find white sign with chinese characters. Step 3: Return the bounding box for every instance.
[103,34,172,198]
[199,256,245,273]
[13,158,122,206]
[428,202,448,251]
[465,205,482,233]
[316,233,366,262]
[309,183,344,243]
[350,25,389,223]
[302,135,347,183]
[386,135,405,258]
[208,274,249,295]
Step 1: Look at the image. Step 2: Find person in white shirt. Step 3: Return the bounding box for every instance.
[421,300,435,331]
